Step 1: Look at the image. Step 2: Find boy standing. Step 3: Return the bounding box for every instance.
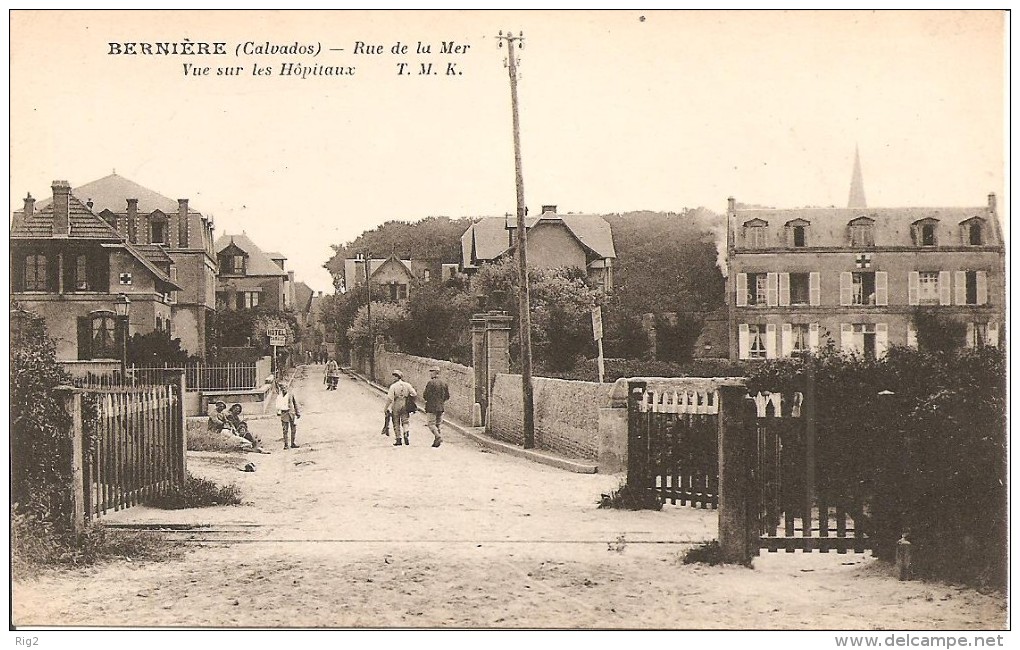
[276,383,301,449]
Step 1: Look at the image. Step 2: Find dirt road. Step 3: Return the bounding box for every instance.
[12,366,1006,629]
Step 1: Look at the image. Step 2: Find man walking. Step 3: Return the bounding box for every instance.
[276,382,301,449]
[423,366,450,448]
[385,370,416,447]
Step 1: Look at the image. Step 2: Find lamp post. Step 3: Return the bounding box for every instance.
[115,293,131,381]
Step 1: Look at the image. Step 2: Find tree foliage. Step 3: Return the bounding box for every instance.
[127,332,197,366]
[208,309,299,356]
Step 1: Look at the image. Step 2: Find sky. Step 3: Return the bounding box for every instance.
[9,10,1006,293]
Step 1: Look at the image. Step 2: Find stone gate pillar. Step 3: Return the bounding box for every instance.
[484,311,512,431]
[470,314,488,424]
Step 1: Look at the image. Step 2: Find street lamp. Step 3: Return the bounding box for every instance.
[115,293,131,381]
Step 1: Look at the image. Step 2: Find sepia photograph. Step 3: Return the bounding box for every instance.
[7,8,1008,639]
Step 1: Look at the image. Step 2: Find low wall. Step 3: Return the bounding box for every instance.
[488,374,614,461]
[370,348,475,425]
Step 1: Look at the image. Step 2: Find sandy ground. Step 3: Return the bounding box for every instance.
[12,365,1006,629]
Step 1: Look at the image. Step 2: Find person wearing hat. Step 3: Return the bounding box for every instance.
[207,401,229,433]
[422,366,450,448]
[276,382,302,449]
[385,370,417,447]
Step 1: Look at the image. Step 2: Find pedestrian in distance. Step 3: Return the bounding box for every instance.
[324,358,341,390]
[423,366,450,448]
[385,370,417,447]
[276,382,302,449]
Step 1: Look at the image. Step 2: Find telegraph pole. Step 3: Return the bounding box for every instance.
[363,250,375,380]
[497,30,535,449]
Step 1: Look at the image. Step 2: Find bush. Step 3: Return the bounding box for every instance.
[147,473,243,509]
[597,481,662,511]
[682,541,724,566]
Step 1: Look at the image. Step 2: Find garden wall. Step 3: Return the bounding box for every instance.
[366,347,475,425]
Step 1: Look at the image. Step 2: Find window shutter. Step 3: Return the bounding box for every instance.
[781,323,793,357]
[738,324,750,360]
[907,322,917,348]
[976,271,988,305]
[779,273,790,306]
[908,271,920,306]
[77,317,91,360]
[955,271,967,305]
[809,272,821,306]
[938,271,952,305]
[966,322,976,349]
[839,272,852,306]
[876,323,889,358]
[875,271,888,306]
[808,323,819,350]
[765,324,777,359]
[766,273,779,307]
[236,293,245,310]
[735,273,748,307]
[840,323,853,352]
[987,321,999,347]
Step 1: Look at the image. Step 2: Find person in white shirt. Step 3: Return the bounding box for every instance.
[276,383,301,449]
[385,370,417,447]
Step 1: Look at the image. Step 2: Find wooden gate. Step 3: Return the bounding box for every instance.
[83,383,186,519]
[752,391,871,554]
[627,380,719,508]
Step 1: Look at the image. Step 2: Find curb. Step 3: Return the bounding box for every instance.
[342,368,599,474]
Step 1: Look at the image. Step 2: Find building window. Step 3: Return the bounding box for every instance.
[854,324,877,359]
[918,272,940,305]
[232,255,245,274]
[745,225,768,248]
[920,224,936,246]
[792,226,806,247]
[24,254,48,291]
[423,269,431,282]
[791,324,810,354]
[852,272,876,306]
[964,271,978,305]
[790,273,810,306]
[748,325,767,359]
[744,273,767,306]
[151,219,167,244]
[848,218,875,247]
[237,291,260,309]
[969,223,983,245]
[75,255,89,291]
[91,313,117,359]
[388,283,408,301]
[968,322,988,348]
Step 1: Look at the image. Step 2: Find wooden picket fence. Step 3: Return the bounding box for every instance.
[82,382,185,520]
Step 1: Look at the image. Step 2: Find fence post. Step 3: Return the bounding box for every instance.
[625,380,648,494]
[718,384,755,565]
[176,370,187,486]
[56,386,86,535]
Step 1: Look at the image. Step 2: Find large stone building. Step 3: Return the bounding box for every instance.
[31,173,218,357]
[11,180,182,360]
[214,232,290,311]
[726,183,1004,360]
[460,206,617,292]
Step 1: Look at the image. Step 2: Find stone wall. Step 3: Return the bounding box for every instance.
[487,374,614,461]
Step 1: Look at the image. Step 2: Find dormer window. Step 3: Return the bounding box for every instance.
[149,212,168,245]
[969,223,982,245]
[960,217,985,246]
[785,219,810,248]
[848,217,875,247]
[911,218,939,247]
[231,255,245,274]
[743,219,769,248]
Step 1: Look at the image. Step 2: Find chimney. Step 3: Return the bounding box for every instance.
[318,291,323,297]
[178,199,189,248]
[126,198,139,242]
[51,181,71,236]
[988,193,996,214]
[727,197,736,213]
[23,193,34,217]
[541,204,557,214]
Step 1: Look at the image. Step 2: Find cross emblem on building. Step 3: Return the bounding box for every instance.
[855,254,872,269]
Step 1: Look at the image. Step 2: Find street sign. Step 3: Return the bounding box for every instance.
[267,327,287,347]
[591,306,603,341]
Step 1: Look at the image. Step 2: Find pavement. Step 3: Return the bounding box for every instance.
[10,364,1006,629]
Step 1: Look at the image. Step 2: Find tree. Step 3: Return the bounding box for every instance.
[347,301,408,351]
[127,332,196,366]
[912,308,966,355]
[389,281,475,365]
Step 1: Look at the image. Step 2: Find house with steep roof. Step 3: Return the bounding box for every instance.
[726,165,1004,360]
[460,205,616,291]
[11,180,182,360]
[343,255,456,300]
[214,232,290,311]
[34,172,218,357]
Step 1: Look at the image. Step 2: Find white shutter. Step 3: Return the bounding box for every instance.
[939,271,952,305]
[840,323,853,352]
[976,271,988,305]
[765,324,777,359]
[779,273,790,306]
[875,271,888,306]
[738,324,750,359]
[809,272,821,306]
[876,323,889,358]
[766,273,779,307]
[907,322,917,348]
[908,271,920,305]
[736,273,748,307]
[966,322,976,348]
[808,323,820,351]
[955,271,967,305]
[781,323,793,357]
[840,272,853,306]
[987,321,999,347]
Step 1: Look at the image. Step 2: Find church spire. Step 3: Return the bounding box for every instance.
[848,145,867,208]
